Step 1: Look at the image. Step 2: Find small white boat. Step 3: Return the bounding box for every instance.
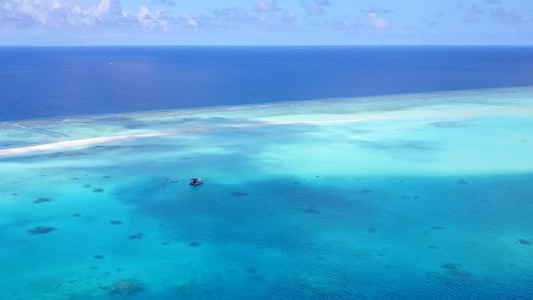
[189,178,203,186]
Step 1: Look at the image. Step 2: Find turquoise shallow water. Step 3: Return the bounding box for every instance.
[1,87,533,299]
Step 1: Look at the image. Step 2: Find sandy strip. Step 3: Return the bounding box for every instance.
[0,110,528,156]
[0,132,174,156]
[234,116,399,126]
[232,112,503,127]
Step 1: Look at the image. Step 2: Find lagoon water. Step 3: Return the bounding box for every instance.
[1,47,533,299]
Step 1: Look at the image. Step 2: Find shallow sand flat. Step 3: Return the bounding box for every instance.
[1,87,532,299]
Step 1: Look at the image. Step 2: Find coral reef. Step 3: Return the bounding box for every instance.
[129,233,143,240]
[33,197,51,204]
[302,205,319,214]
[27,226,57,235]
[108,279,145,295]
[441,263,469,277]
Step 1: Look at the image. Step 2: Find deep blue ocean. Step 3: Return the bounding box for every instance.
[1,46,533,122]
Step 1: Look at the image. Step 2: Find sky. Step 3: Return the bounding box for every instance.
[0,0,531,45]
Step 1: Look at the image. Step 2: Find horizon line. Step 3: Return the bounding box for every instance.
[1,44,533,48]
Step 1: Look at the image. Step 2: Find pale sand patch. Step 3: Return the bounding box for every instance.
[233,111,509,127]
[0,132,174,156]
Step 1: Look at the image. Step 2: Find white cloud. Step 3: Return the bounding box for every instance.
[184,14,197,28]
[97,0,122,15]
[136,5,172,31]
[0,0,131,28]
[137,5,152,26]
[368,13,389,29]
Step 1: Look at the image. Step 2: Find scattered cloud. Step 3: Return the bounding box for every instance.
[424,19,439,27]
[0,0,129,29]
[184,14,197,28]
[96,0,126,20]
[463,4,484,23]
[280,12,297,23]
[212,7,255,23]
[313,0,331,6]
[362,7,394,14]
[330,19,356,30]
[0,0,215,34]
[0,0,531,45]
[137,6,163,30]
[254,0,280,13]
[368,13,390,29]
[151,0,176,7]
[300,1,327,16]
[492,8,531,24]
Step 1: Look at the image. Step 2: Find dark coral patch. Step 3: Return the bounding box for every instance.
[83,184,92,188]
[518,239,531,245]
[302,206,319,214]
[27,226,57,235]
[73,213,81,217]
[110,220,124,225]
[442,263,469,277]
[189,241,201,247]
[34,197,51,204]
[94,255,104,259]
[108,279,145,295]
[442,263,457,269]
[92,188,104,193]
[129,233,143,240]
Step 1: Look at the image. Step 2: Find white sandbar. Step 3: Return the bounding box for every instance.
[0,132,173,156]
